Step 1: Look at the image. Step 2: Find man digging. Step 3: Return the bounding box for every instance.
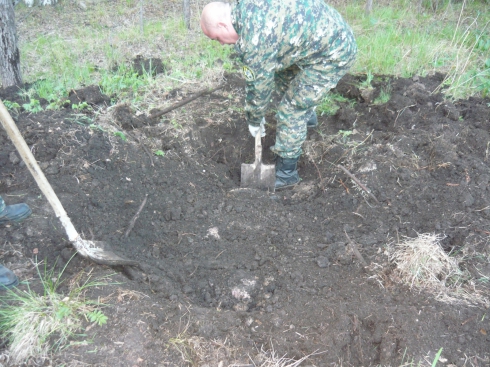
[200,0,357,189]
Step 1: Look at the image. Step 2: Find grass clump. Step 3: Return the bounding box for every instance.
[0,260,112,364]
[317,93,353,116]
[389,233,489,306]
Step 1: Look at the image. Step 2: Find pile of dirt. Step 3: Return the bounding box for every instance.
[0,72,489,366]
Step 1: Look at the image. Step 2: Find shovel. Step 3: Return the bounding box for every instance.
[241,133,275,191]
[0,99,138,267]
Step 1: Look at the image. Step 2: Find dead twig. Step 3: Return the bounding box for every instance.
[124,194,148,238]
[338,164,379,203]
[150,84,225,119]
[344,230,369,269]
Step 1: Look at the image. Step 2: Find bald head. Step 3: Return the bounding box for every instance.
[200,2,239,45]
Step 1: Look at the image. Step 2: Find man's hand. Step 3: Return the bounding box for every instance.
[248,117,266,137]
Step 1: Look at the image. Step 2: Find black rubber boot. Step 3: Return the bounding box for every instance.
[306,108,318,128]
[0,203,32,225]
[0,264,19,291]
[275,156,300,190]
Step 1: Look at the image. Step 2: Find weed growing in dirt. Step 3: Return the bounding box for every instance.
[21,98,43,113]
[373,84,392,105]
[71,101,91,111]
[317,93,352,116]
[99,64,149,102]
[388,233,489,306]
[0,260,113,364]
[2,100,20,114]
[114,131,127,141]
[66,114,93,126]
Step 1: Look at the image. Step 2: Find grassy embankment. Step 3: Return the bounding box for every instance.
[12,0,490,111]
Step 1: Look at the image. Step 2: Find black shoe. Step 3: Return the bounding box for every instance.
[275,156,300,190]
[306,108,318,128]
[0,265,19,291]
[0,203,32,225]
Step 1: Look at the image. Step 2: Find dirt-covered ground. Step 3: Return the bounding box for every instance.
[1,69,490,366]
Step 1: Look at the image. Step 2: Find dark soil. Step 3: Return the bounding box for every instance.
[1,71,490,367]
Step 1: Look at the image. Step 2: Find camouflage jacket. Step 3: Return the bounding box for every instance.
[231,0,356,126]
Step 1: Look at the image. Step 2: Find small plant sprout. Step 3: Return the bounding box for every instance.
[171,119,183,129]
[432,348,443,367]
[3,100,21,113]
[72,101,91,111]
[87,310,108,326]
[154,150,165,156]
[360,70,374,89]
[373,84,392,105]
[89,124,106,132]
[114,131,127,141]
[66,114,93,126]
[338,130,353,143]
[317,93,351,116]
[22,99,43,113]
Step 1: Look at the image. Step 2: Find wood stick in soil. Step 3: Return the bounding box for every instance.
[149,84,225,119]
[344,230,369,269]
[124,194,148,238]
[337,164,380,203]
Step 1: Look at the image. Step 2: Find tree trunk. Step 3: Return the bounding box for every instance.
[0,0,22,87]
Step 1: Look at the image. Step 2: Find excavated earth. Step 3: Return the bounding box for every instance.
[1,71,490,367]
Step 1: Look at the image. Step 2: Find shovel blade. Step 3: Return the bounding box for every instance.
[241,162,276,191]
[240,163,256,188]
[260,164,276,191]
[73,238,140,267]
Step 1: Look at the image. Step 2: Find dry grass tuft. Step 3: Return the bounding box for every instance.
[244,345,322,367]
[389,233,489,306]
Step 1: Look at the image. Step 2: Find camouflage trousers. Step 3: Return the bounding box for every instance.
[0,196,5,213]
[271,40,357,159]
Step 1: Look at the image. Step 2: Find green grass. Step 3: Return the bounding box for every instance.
[0,259,113,364]
[9,0,490,110]
[317,93,354,116]
[16,2,232,110]
[373,83,392,105]
[340,0,490,97]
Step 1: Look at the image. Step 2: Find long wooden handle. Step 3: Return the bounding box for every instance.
[149,84,225,119]
[0,99,79,241]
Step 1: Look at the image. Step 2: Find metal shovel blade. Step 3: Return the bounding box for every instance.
[241,133,275,191]
[0,99,139,267]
